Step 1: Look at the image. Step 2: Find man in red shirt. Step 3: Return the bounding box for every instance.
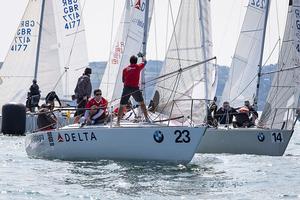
[83,89,108,125]
[116,54,150,125]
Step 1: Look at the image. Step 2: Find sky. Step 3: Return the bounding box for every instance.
[0,0,289,67]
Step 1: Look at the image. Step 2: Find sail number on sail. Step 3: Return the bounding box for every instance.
[295,9,300,53]
[11,20,34,51]
[250,0,266,9]
[62,0,81,29]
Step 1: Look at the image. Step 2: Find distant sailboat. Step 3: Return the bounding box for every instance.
[197,0,294,156]
[0,0,89,109]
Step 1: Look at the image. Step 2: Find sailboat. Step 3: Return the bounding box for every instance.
[197,0,295,156]
[25,0,207,164]
[0,0,89,132]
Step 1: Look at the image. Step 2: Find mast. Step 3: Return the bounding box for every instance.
[141,0,150,100]
[254,0,271,110]
[34,0,46,80]
[198,0,209,116]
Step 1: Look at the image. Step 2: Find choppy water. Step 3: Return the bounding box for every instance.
[1,124,300,200]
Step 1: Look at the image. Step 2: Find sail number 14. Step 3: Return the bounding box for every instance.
[271,132,283,143]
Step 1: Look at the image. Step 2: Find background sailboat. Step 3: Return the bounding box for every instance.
[0,0,88,109]
[197,0,294,156]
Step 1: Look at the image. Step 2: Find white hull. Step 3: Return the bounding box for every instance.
[197,127,293,156]
[25,123,207,164]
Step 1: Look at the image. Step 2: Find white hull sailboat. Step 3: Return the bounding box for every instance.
[25,123,207,164]
[25,0,208,164]
[196,0,299,156]
[197,128,293,156]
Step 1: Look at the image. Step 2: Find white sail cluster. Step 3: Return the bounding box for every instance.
[259,0,300,129]
[221,0,269,108]
[0,0,88,109]
[154,0,216,124]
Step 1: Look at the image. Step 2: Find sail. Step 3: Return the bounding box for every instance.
[221,0,269,108]
[100,0,154,105]
[259,0,300,130]
[0,0,88,109]
[38,0,89,99]
[0,1,42,106]
[154,0,215,124]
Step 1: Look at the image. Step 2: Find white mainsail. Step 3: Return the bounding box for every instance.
[259,0,300,130]
[0,1,42,107]
[100,0,154,105]
[154,0,215,124]
[221,0,269,108]
[0,0,88,108]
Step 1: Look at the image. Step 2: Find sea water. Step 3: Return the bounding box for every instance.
[0,123,299,200]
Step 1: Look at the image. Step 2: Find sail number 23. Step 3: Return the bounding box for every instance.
[174,130,191,143]
[250,0,266,9]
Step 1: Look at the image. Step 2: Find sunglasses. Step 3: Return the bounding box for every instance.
[95,93,102,96]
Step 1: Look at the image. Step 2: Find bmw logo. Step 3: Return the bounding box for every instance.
[257,132,265,142]
[153,130,164,143]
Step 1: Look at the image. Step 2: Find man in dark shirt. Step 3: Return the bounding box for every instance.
[244,100,258,126]
[116,54,150,126]
[45,91,62,109]
[28,79,40,112]
[74,67,92,123]
[215,101,238,125]
[37,104,57,131]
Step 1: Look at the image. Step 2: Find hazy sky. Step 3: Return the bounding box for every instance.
[0,0,289,66]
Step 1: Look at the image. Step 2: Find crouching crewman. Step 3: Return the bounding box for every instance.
[83,89,108,125]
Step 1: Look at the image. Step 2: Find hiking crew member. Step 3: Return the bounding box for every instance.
[116,54,150,126]
[37,104,57,131]
[45,91,62,109]
[74,67,92,123]
[244,100,258,125]
[83,89,108,125]
[215,101,238,125]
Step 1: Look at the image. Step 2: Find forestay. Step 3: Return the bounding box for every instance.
[100,0,154,105]
[0,0,88,109]
[221,0,269,108]
[154,0,216,124]
[259,0,300,130]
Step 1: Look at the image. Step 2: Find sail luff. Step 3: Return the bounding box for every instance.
[254,0,271,110]
[34,0,46,80]
[141,0,150,100]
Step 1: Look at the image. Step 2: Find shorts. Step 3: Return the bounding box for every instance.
[120,86,144,105]
[74,98,87,116]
